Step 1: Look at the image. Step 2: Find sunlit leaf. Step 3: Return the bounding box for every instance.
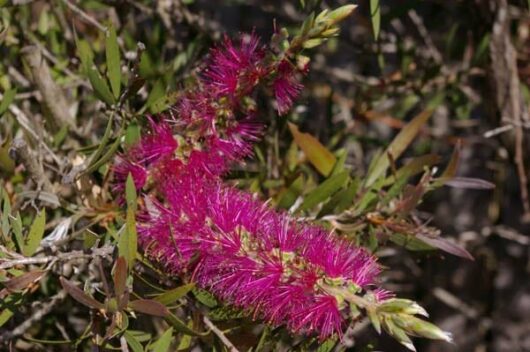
[22,210,46,257]
[288,122,336,176]
[370,0,381,40]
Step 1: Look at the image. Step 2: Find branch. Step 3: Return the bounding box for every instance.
[203,316,240,352]
[22,45,76,130]
[9,138,53,193]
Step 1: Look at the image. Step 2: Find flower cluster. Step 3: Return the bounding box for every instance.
[114,20,388,341]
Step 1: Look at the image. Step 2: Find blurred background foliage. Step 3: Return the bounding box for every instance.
[0,0,529,351]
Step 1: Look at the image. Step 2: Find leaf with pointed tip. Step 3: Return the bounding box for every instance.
[154,283,195,306]
[416,233,474,260]
[442,177,495,190]
[370,0,381,40]
[60,277,104,310]
[128,299,169,317]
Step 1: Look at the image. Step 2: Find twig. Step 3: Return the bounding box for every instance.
[490,0,530,218]
[408,9,444,66]
[0,246,114,270]
[203,316,240,352]
[0,290,68,342]
[9,138,53,193]
[60,0,107,32]
[22,45,76,130]
[0,92,62,166]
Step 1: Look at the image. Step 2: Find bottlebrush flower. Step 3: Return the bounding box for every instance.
[115,27,387,341]
[203,33,266,100]
[136,168,382,340]
[272,59,304,115]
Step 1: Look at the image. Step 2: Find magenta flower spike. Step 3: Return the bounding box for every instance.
[113,27,396,342]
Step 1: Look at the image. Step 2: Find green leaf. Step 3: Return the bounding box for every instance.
[125,123,141,147]
[76,39,94,72]
[155,283,195,306]
[318,177,360,217]
[192,288,218,308]
[365,109,433,187]
[277,175,304,209]
[119,174,138,271]
[300,171,349,211]
[105,25,121,99]
[0,88,16,117]
[124,331,144,352]
[10,212,24,253]
[370,0,381,40]
[316,338,337,352]
[288,122,336,176]
[87,66,116,106]
[145,80,167,114]
[165,312,200,336]
[150,327,173,352]
[22,211,46,256]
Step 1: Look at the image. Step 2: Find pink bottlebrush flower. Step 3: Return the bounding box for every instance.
[272,60,304,115]
[112,156,147,195]
[203,33,266,99]
[113,30,386,342]
[136,169,382,340]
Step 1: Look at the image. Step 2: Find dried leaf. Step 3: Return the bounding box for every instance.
[5,270,45,291]
[128,299,169,317]
[60,277,104,310]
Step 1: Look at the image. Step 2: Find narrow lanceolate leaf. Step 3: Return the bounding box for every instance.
[370,0,381,40]
[5,270,46,291]
[155,283,195,306]
[288,122,336,176]
[365,109,433,187]
[165,312,201,336]
[0,88,16,117]
[300,171,349,211]
[59,277,105,310]
[123,331,144,352]
[22,210,46,257]
[415,233,474,260]
[128,299,169,317]
[105,25,121,99]
[119,174,138,271]
[87,66,116,106]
